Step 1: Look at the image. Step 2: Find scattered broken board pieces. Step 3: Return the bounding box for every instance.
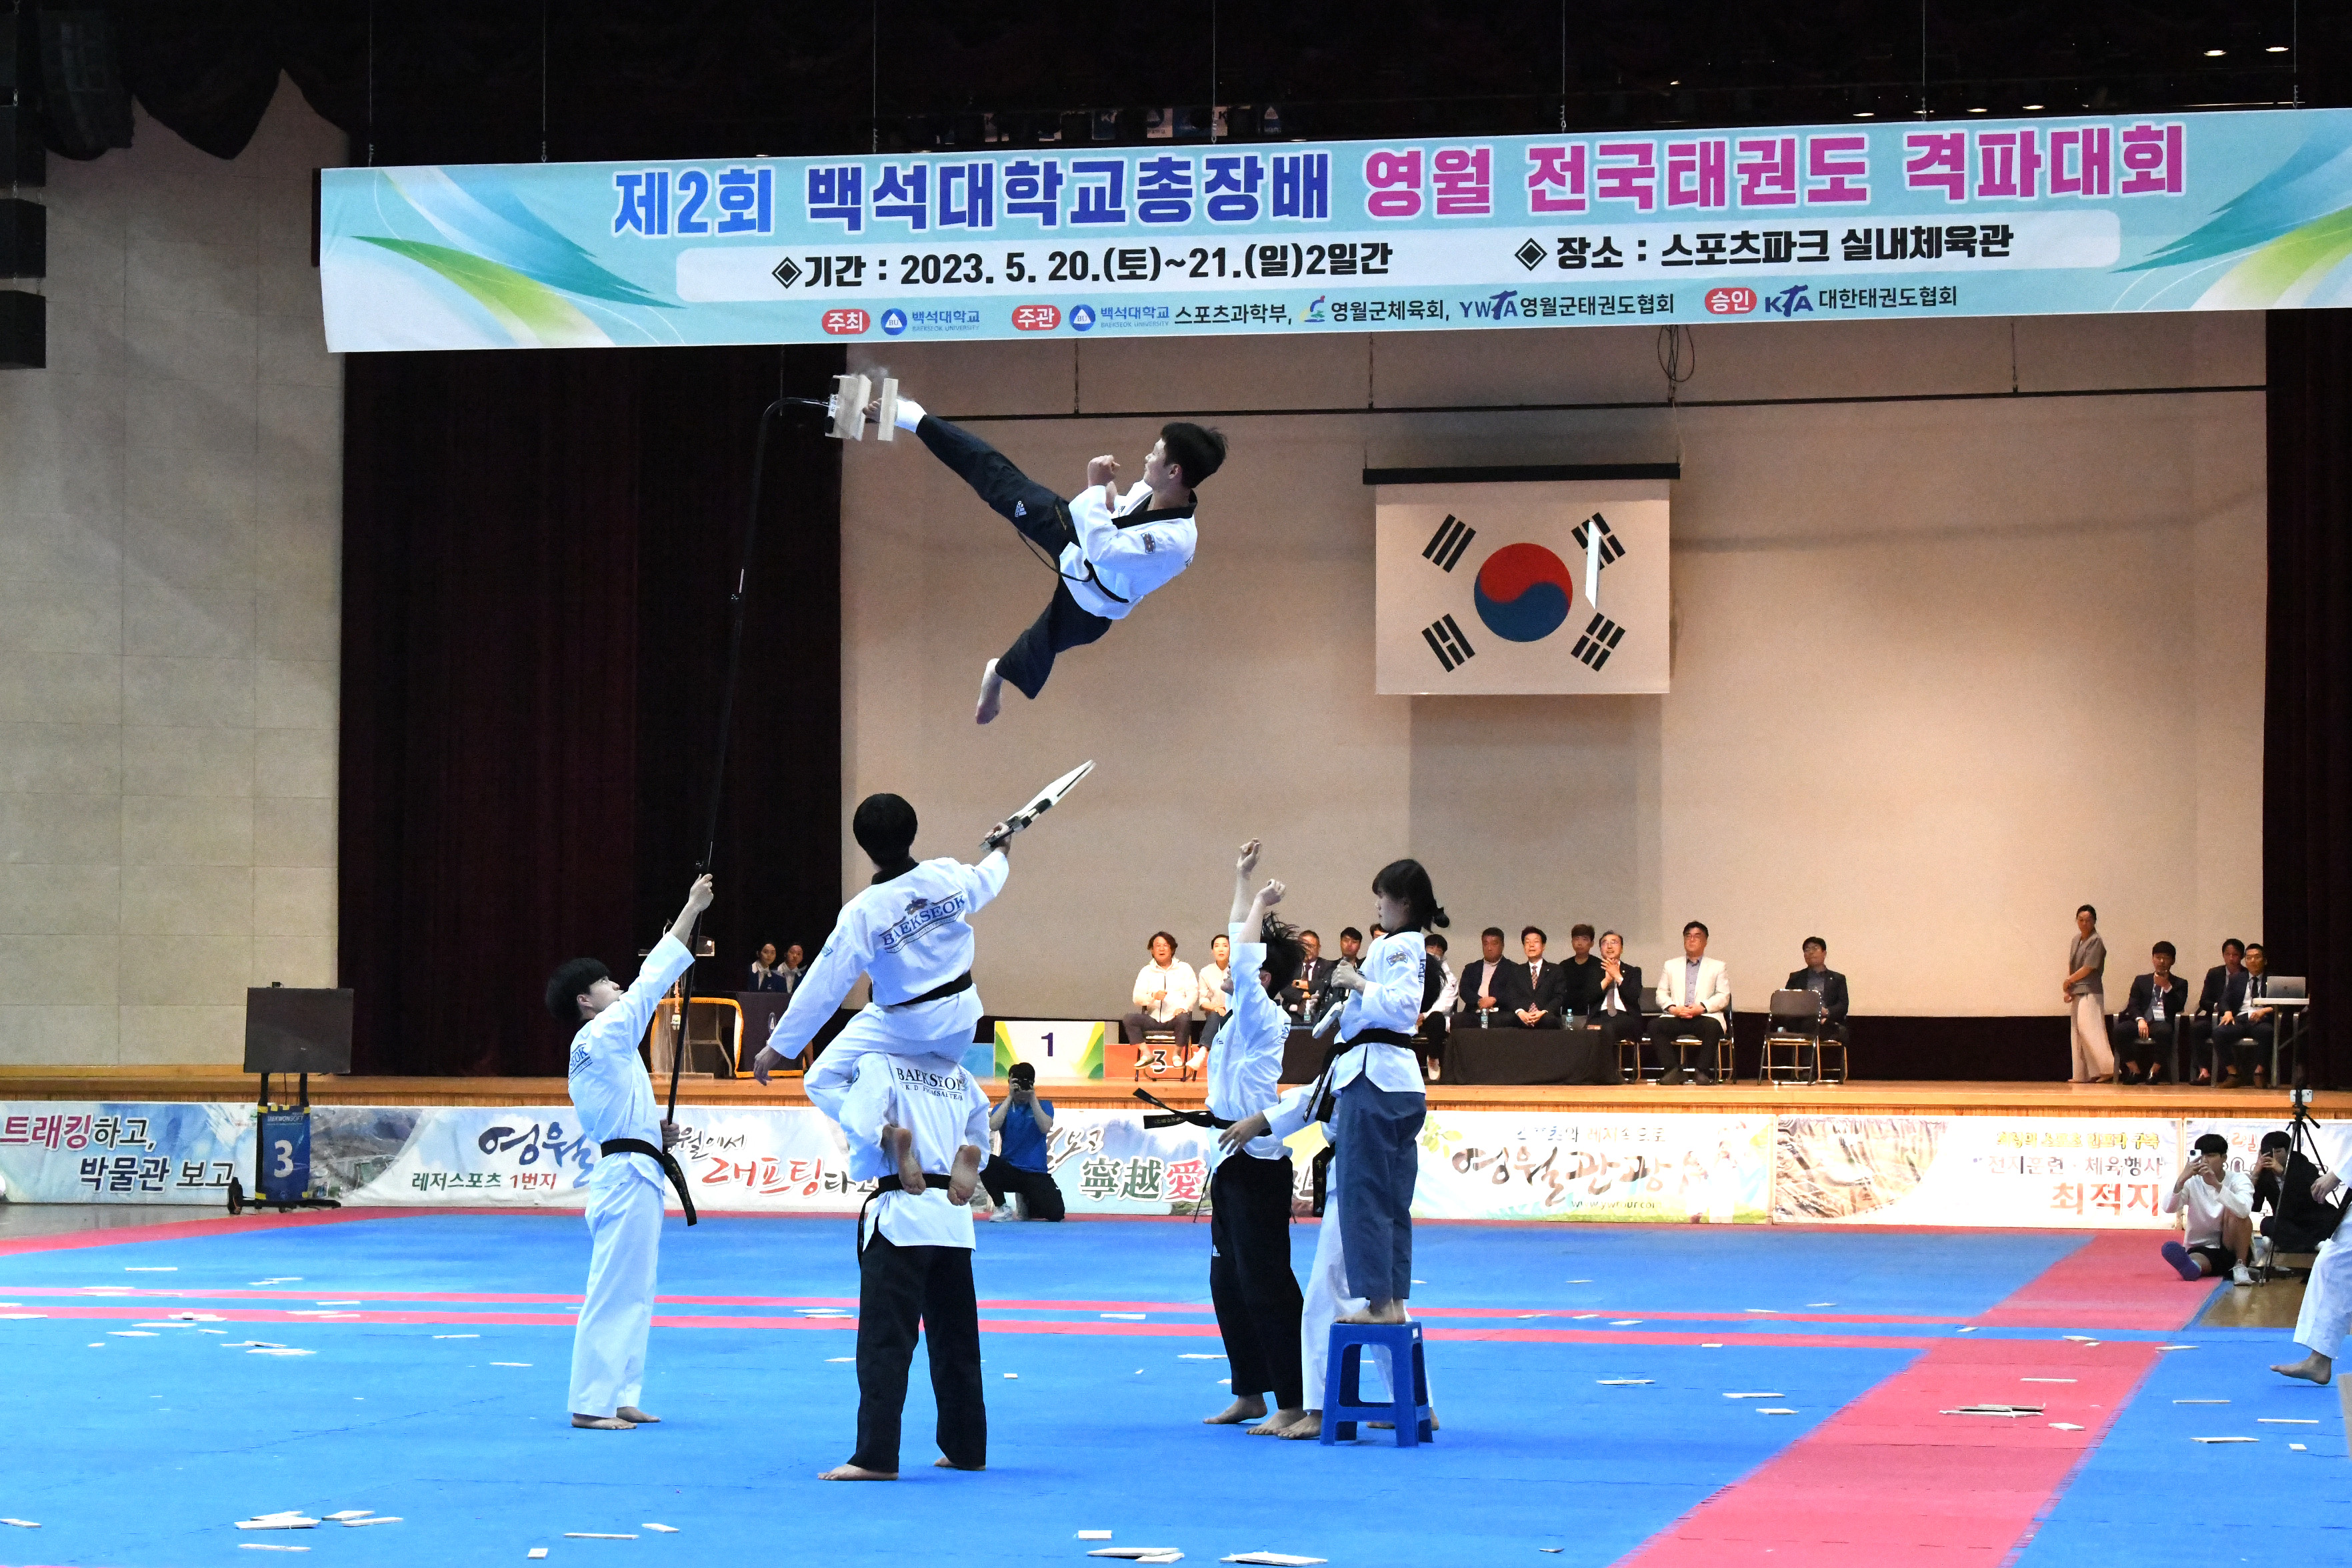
[1721,1392,1783,1400]
[529,1552,549,1560]
[239,1545,309,1553]
[2191,1436,2257,1444]
[2048,1423,2085,1432]
[566,1532,639,1539]
[1941,1405,2043,1418]
[1597,1379,1652,1386]
[1089,1549,1183,1561]
[237,1514,321,1531]
[1222,1554,1327,1565]
[0,1518,39,1528]
[1078,1532,1114,1541]
[643,1523,680,1533]
[2258,1418,2319,1425]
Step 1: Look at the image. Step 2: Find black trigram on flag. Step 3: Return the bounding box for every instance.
[1571,613,1625,670]
[1570,511,1625,570]
[1422,613,1476,672]
[1421,514,1477,572]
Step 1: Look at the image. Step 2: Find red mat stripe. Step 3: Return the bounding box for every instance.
[1973,1232,2217,1330]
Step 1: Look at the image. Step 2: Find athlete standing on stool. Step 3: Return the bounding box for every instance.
[545,873,715,1431]
[1324,861,1446,1327]
[875,388,1223,723]
[1199,839,1308,1436]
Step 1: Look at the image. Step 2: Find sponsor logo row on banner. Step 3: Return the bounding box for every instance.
[9,1101,2335,1229]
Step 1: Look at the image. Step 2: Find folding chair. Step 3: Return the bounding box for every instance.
[1760,990,1820,1085]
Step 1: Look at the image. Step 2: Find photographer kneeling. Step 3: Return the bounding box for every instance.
[980,1062,1065,1222]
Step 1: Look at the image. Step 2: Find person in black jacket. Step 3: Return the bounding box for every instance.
[2109,941,2188,1084]
[2253,1129,2344,1262]
[1591,930,1645,1057]
[2187,939,2250,1085]
[1287,931,1335,1023]
[1784,937,1849,1082]
[1498,927,1571,1028]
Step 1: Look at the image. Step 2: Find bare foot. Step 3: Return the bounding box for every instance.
[1249,1408,1305,1436]
[1203,1395,1267,1425]
[1278,1410,1324,1441]
[613,1406,659,1424]
[571,1413,635,1429]
[975,660,1005,725]
[2271,1353,2333,1385]
[1339,1299,1410,1325]
[933,1455,986,1471]
[883,1124,925,1194]
[819,1463,897,1480]
[948,1143,984,1207]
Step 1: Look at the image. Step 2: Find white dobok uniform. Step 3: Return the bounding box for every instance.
[565,933,693,1418]
[2291,1207,2352,1362]
[778,851,1008,1103]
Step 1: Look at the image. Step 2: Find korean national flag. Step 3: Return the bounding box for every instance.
[1373,481,1670,695]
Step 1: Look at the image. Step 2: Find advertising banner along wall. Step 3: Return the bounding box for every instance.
[319,108,2352,351]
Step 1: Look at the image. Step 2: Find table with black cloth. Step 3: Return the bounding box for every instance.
[1277,1024,1613,1087]
[1445,1025,1615,1086]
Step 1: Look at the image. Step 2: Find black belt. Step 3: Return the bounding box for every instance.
[1132,1087,1235,1130]
[883,971,973,1009]
[598,1138,699,1227]
[1343,1028,1416,1048]
[857,1171,956,1259]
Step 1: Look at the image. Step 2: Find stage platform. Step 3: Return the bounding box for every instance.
[2,1066,2345,1119]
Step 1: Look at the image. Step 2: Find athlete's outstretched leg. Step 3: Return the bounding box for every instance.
[913,415,1073,556]
[995,584,1111,705]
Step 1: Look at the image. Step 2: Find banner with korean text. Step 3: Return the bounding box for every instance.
[319,108,2352,351]
[1375,481,1669,694]
[1773,1115,2182,1229]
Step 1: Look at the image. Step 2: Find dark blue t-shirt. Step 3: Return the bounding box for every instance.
[997,1097,1053,1172]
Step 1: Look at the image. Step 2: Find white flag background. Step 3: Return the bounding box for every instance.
[1375,481,1671,695]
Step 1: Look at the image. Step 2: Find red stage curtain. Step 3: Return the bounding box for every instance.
[2266,311,2352,1091]
[339,345,843,1075]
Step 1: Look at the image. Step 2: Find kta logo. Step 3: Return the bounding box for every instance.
[821,307,870,335]
[1762,285,1813,318]
[881,308,909,336]
[1471,543,1575,643]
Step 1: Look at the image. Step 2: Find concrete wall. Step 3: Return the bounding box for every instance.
[843,312,2265,1021]
[0,81,344,1065]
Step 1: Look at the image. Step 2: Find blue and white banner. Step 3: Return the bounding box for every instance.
[320,109,2352,351]
[1375,482,1670,695]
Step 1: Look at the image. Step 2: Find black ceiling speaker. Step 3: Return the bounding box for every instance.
[37,7,131,160]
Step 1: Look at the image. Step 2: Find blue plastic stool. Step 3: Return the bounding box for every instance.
[1320,1320,1434,1447]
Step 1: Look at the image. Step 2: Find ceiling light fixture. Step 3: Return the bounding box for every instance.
[1968,107,1987,113]
[2204,48,2226,57]
[2267,45,2289,53]
[2022,103,2044,111]
[1853,111,1875,119]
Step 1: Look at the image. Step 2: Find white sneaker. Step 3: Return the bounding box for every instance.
[2231,1263,2255,1287]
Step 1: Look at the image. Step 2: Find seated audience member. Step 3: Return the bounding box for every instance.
[1286,931,1333,1022]
[2188,938,2250,1085]
[1336,927,1363,968]
[1592,931,1645,1049]
[2160,1132,2254,1287]
[1785,937,1849,1083]
[2253,1129,2345,1265]
[1124,931,1198,1050]
[1456,927,1511,1028]
[1647,921,1730,1084]
[1415,933,1455,1081]
[1367,924,1388,946]
[1197,933,1235,1051]
[750,942,793,993]
[981,1062,1065,1222]
[2270,1168,2352,1386]
[779,943,805,995]
[2109,941,2186,1085]
[1501,926,1571,1029]
[1559,924,1602,1020]
[2213,943,2280,1088]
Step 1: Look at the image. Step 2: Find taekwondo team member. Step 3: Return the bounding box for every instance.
[1221,1069,1439,1443]
[545,872,715,1431]
[811,1041,994,1479]
[874,387,1223,725]
[1198,839,1308,1437]
[751,792,1007,1087]
[2272,1165,2352,1386]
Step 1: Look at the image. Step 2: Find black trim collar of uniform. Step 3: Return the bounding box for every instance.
[870,857,919,886]
[1116,494,1196,529]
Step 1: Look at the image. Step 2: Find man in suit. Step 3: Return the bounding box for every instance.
[1287,930,1334,1023]
[1785,937,1849,1083]
[1455,927,1512,1029]
[1647,921,1731,1084]
[1500,926,1571,1029]
[1591,930,1645,1060]
[2188,938,2249,1085]
[2214,943,2280,1089]
[2109,941,2187,1085]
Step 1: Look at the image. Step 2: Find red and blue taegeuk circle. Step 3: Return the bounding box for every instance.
[1471,543,1575,643]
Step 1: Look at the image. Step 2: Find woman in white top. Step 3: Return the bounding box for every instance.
[1195,933,1235,1053]
[1123,931,1199,1055]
